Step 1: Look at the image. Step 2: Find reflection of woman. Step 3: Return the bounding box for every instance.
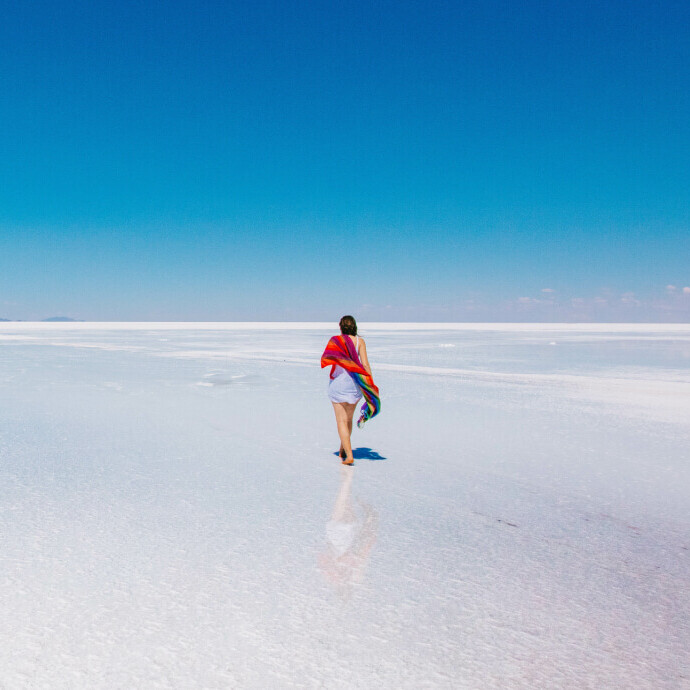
[319,466,378,599]
[321,315,377,466]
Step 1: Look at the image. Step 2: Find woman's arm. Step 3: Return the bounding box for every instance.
[358,338,372,375]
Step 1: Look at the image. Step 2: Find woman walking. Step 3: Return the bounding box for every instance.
[321,315,380,465]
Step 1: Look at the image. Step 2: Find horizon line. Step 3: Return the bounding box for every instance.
[1,321,689,330]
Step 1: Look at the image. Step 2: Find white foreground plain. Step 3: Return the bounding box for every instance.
[1,323,689,689]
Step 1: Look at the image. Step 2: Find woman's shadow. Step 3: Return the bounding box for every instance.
[332,447,387,461]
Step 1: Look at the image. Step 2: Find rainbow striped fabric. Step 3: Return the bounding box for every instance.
[321,335,381,427]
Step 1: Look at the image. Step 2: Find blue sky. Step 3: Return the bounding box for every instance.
[1,0,688,321]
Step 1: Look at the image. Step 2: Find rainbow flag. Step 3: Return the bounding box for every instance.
[321,335,381,427]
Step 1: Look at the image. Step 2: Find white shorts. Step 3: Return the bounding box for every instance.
[328,373,363,404]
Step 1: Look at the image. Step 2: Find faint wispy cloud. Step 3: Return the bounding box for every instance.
[620,292,640,305]
[413,283,690,322]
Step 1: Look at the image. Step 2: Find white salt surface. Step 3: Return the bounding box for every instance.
[1,323,689,689]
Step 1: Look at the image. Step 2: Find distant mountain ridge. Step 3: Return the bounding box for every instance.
[42,316,83,322]
[0,316,83,321]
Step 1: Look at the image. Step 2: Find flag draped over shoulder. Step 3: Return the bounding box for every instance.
[321,335,381,428]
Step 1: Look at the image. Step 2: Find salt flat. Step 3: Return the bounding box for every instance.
[1,323,689,689]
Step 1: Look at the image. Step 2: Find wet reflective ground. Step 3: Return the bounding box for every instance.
[1,323,689,688]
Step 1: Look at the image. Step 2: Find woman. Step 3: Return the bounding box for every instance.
[320,315,379,466]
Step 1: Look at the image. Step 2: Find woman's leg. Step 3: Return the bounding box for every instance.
[332,402,357,463]
[345,405,356,457]
[339,413,355,457]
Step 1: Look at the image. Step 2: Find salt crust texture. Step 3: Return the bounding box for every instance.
[1,323,689,689]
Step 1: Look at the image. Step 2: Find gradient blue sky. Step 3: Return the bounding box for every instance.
[1,0,688,321]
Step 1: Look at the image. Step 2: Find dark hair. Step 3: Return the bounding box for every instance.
[339,315,357,336]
